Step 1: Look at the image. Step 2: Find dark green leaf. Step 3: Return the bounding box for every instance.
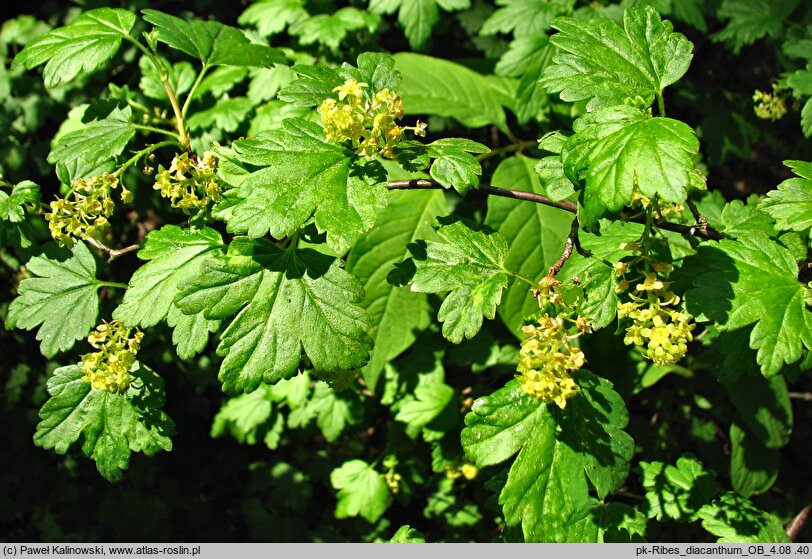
[481,0,574,37]
[730,419,779,498]
[639,456,721,522]
[223,118,387,254]
[723,371,792,448]
[685,234,812,376]
[47,106,135,169]
[714,0,799,54]
[175,238,373,393]
[289,8,380,51]
[699,492,791,543]
[759,160,812,233]
[404,218,510,343]
[7,242,104,357]
[34,363,174,482]
[13,8,136,87]
[541,6,693,109]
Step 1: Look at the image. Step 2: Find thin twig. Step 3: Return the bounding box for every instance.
[787,501,811,541]
[548,219,579,276]
[386,180,724,241]
[789,391,812,401]
[85,238,141,263]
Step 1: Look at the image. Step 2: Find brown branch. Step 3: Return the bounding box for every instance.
[787,501,811,541]
[548,219,579,276]
[789,391,812,401]
[85,237,141,263]
[386,180,724,241]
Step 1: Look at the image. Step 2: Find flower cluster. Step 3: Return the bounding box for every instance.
[516,276,590,409]
[614,253,695,366]
[753,87,788,121]
[45,173,130,248]
[629,190,683,220]
[81,320,144,393]
[153,151,221,214]
[317,78,426,158]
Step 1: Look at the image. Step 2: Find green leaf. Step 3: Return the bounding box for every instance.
[304,382,353,442]
[699,492,791,543]
[222,118,387,254]
[394,376,455,432]
[426,139,487,194]
[723,371,792,448]
[696,190,777,238]
[714,0,799,54]
[113,226,225,358]
[0,180,39,248]
[7,242,104,357]
[759,160,812,233]
[639,456,721,522]
[481,0,574,37]
[175,238,373,393]
[330,460,390,522]
[142,9,285,69]
[12,8,135,87]
[485,155,572,335]
[461,373,633,541]
[730,419,779,498]
[47,106,136,169]
[211,384,275,445]
[114,226,225,328]
[34,363,174,482]
[541,6,693,109]
[403,217,511,343]
[393,53,508,132]
[370,0,471,49]
[346,189,447,391]
[389,525,426,542]
[138,56,195,101]
[289,8,380,51]
[238,0,308,37]
[590,502,647,543]
[187,97,253,132]
[563,105,699,221]
[685,234,812,376]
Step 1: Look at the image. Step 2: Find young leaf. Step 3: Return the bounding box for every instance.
[461,373,633,542]
[12,8,136,87]
[221,118,387,254]
[639,456,721,522]
[729,419,780,498]
[394,375,455,433]
[759,160,812,233]
[484,156,572,335]
[389,525,426,543]
[305,382,353,443]
[563,105,699,221]
[369,0,471,49]
[7,242,105,357]
[175,238,373,393]
[47,106,136,169]
[187,97,253,132]
[393,53,508,132]
[142,9,285,69]
[400,217,511,343]
[699,492,791,543]
[426,139,488,194]
[685,234,812,376]
[696,191,777,238]
[34,363,174,482]
[346,189,447,391]
[480,0,574,37]
[540,6,693,109]
[289,8,380,51]
[238,0,308,37]
[113,226,225,357]
[0,180,39,248]
[211,384,275,445]
[330,459,390,522]
[714,0,800,54]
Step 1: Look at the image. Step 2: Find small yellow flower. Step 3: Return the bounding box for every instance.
[81,320,144,393]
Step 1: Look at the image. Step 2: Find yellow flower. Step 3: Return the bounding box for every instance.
[333,78,368,101]
[81,321,144,393]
